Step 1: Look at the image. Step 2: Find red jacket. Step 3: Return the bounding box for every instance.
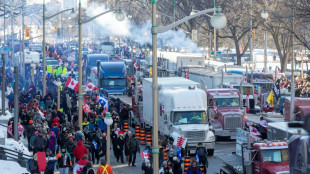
[73,141,88,160]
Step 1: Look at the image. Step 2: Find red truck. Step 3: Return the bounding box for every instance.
[218,140,290,174]
[206,89,244,139]
[283,98,310,121]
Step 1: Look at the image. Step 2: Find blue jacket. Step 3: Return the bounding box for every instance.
[185,166,202,174]
[98,119,106,132]
[88,122,95,132]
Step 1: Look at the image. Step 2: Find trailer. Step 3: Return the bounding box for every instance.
[267,122,307,140]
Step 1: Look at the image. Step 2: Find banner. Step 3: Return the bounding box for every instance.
[273,79,281,100]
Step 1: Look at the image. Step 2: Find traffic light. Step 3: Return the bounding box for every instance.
[252,29,255,40]
[264,56,267,63]
[25,27,30,38]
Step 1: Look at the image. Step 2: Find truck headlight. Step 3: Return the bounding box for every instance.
[209,135,215,141]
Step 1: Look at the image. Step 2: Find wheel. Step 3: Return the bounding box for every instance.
[207,149,214,156]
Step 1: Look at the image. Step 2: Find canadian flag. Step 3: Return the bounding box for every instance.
[141,152,150,159]
[214,103,217,114]
[173,137,187,148]
[133,60,139,71]
[86,81,98,91]
[65,77,79,92]
[249,126,261,137]
[82,99,91,113]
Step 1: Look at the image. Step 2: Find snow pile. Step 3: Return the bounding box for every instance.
[0,129,4,138]
[0,160,28,174]
[0,110,13,120]
[0,138,30,156]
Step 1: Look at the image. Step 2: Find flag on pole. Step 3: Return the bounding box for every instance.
[97,94,109,110]
[141,152,150,159]
[196,151,199,163]
[249,125,261,137]
[266,91,274,107]
[133,60,139,71]
[64,77,79,92]
[173,136,187,148]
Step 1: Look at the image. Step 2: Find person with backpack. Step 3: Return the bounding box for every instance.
[27,153,39,174]
[96,159,113,174]
[81,162,95,174]
[56,147,72,174]
[195,142,208,173]
[45,148,56,174]
[33,130,47,154]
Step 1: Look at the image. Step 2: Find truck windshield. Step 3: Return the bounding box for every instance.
[215,98,239,107]
[254,83,272,91]
[261,149,289,163]
[172,111,207,125]
[102,79,126,87]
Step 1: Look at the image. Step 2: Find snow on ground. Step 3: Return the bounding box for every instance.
[0,138,30,155]
[0,110,13,120]
[0,160,28,174]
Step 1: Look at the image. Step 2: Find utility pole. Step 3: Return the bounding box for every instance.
[78,0,83,130]
[290,0,295,121]
[3,0,6,47]
[43,0,46,97]
[2,54,5,115]
[13,66,18,141]
[19,30,21,69]
[250,0,253,67]
[22,0,25,81]
[213,0,216,60]
[152,0,159,173]
[264,30,267,71]
[11,0,14,66]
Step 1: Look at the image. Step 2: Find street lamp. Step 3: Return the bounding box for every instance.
[77,0,125,130]
[104,112,113,165]
[261,8,268,72]
[54,78,62,109]
[43,0,74,97]
[151,3,226,173]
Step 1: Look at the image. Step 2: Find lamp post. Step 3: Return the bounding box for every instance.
[104,112,113,165]
[261,9,269,71]
[43,0,74,97]
[151,2,226,173]
[77,0,125,130]
[54,78,62,109]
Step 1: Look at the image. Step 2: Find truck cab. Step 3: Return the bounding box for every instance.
[97,61,127,96]
[252,142,289,174]
[206,89,243,139]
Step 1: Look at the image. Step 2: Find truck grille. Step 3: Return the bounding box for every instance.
[224,116,242,130]
[185,131,205,141]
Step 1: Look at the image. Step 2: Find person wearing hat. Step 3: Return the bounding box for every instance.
[27,120,36,151]
[46,148,57,174]
[96,159,113,174]
[32,130,47,154]
[128,133,140,166]
[142,159,153,174]
[82,118,89,129]
[74,154,89,174]
[56,147,72,174]
[116,133,125,163]
[65,135,76,171]
[185,159,202,174]
[73,141,88,163]
[90,131,101,164]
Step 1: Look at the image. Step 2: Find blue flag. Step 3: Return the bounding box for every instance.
[97,94,109,110]
[177,147,182,161]
[196,151,199,163]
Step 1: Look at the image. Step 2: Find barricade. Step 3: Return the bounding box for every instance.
[140,128,146,145]
[146,131,152,145]
[123,121,129,132]
[184,156,191,174]
[135,125,140,140]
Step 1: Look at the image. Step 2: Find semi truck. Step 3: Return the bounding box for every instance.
[267,122,307,140]
[141,77,215,155]
[206,89,244,139]
[218,128,289,174]
[100,41,115,59]
[96,61,127,96]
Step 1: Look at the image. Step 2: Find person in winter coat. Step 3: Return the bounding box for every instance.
[5,83,13,96]
[116,133,125,163]
[172,157,183,174]
[28,153,39,174]
[51,123,60,138]
[7,92,14,111]
[48,131,57,155]
[45,149,57,174]
[195,142,208,172]
[27,120,36,151]
[65,136,76,169]
[57,129,68,148]
[73,141,88,163]
[129,134,140,166]
[33,130,47,154]
[96,159,113,174]
[141,159,153,174]
[81,162,95,174]
[159,161,173,174]
[90,131,101,164]
[56,147,72,174]
[99,133,107,158]
[185,159,202,174]
[97,116,106,133]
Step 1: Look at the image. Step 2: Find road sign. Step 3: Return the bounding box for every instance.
[211,51,222,55]
[25,27,30,38]
[1,47,13,52]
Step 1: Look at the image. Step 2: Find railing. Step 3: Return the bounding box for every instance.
[0,146,32,167]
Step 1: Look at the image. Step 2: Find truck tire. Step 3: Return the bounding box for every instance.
[207,149,214,156]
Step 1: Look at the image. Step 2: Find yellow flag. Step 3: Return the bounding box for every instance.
[266,91,274,107]
[62,67,67,75]
[47,66,52,73]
